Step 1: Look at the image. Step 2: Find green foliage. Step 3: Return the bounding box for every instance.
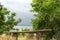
[13,28,19,31]
[21,28,34,38]
[21,28,30,32]
[21,28,30,36]
[31,0,60,40]
[0,3,21,34]
[31,0,60,30]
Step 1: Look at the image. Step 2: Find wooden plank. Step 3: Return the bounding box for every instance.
[10,29,51,40]
[12,33,18,40]
[10,29,51,33]
[36,32,40,40]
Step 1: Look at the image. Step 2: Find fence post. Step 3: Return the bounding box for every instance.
[13,33,18,40]
[56,30,60,40]
[36,32,40,40]
[16,33,18,40]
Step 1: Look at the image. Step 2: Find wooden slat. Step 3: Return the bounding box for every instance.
[10,29,51,33]
[10,29,52,40]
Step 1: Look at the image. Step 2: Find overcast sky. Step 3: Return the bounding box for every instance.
[0,0,32,12]
[0,0,34,26]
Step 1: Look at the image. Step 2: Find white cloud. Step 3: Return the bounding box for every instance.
[0,0,32,13]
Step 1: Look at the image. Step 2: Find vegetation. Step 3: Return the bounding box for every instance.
[21,28,34,38]
[31,0,60,40]
[18,28,34,38]
[21,28,30,36]
[0,3,21,34]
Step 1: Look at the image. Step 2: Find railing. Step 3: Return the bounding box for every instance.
[10,29,51,40]
[1,29,59,40]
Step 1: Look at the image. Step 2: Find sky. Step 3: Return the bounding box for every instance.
[0,0,34,26]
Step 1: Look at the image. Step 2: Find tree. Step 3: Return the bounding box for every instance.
[31,0,60,40]
[0,3,21,34]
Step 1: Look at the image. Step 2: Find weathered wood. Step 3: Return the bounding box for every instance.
[15,33,18,40]
[12,33,18,40]
[36,32,40,40]
[56,30,60,40]
[10,29,51,33]
[10,29,51,40]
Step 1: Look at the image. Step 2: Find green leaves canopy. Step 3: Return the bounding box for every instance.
[0,4,21,34]
[31,0,60,40]
[31,0,60,30]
